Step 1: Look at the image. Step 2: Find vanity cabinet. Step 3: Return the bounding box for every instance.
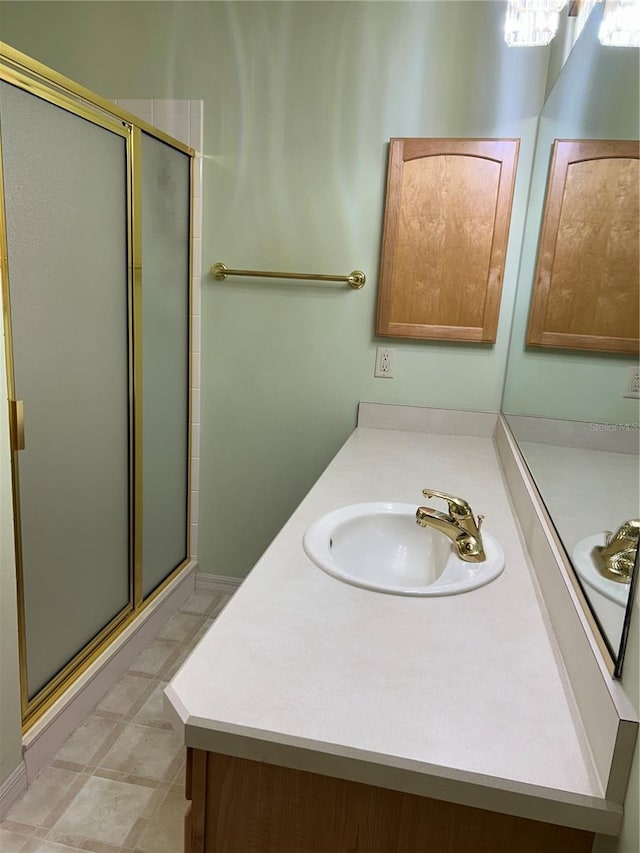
[184,748,595,853]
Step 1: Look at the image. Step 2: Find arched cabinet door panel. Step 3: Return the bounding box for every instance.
[376,137,519,343]
[526,138,639,354]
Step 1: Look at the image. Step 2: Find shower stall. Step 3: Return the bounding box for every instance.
[0,43,194,729]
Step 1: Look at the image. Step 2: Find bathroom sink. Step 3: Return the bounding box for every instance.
[302,502,505,596]
[572,535,629,607]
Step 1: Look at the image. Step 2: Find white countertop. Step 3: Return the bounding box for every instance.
[167,426,621,832]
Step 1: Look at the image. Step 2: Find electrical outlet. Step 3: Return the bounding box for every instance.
[624,365,640,399]
[375,347,395,378]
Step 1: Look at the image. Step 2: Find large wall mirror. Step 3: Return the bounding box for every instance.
[502,4,639,675]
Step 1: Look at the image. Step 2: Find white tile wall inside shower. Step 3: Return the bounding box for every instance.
[113,99,203,560]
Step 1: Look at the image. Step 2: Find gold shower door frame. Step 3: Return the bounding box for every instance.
[0,42,195,729]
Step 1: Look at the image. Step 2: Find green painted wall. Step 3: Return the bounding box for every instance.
[502,5,639,423]
[0,1,549,578]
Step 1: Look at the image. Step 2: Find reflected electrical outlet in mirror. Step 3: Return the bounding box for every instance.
[623,365,640,399]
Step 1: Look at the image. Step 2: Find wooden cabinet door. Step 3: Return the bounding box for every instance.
[376,138,519,343]
[526,139,639,354]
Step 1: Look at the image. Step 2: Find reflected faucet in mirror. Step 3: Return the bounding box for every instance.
[592,520,640,584]
[416,489,486,562]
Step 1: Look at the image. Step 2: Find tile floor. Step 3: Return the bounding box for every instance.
[1,589,231,853]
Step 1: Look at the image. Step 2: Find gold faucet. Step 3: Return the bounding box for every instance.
[415,489,486,562]
[591,519,639,584]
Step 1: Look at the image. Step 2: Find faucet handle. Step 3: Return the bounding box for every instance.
[421,489,472,517]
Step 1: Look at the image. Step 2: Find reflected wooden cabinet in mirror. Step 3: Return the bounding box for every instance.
[376,137,519,343]
[526,138,639,354]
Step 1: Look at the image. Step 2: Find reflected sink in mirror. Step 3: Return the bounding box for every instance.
[303,502,504,596]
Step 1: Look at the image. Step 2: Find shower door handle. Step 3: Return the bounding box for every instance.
[9,399,25,451]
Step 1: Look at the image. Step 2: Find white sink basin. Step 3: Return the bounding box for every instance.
[303,502,505,596]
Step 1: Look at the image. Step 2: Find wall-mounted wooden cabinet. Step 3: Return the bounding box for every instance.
[376,138,519,343]
[526,139,639,354]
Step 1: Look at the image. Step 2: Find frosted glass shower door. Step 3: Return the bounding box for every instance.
[140,132,190,598]
[0,81,131,704]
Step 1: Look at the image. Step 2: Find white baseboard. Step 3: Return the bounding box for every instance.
[22,562,197,783]
[196,571,242,596]
[0,761,27,820]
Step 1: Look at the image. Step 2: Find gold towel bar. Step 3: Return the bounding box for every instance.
[210,262,366,289]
